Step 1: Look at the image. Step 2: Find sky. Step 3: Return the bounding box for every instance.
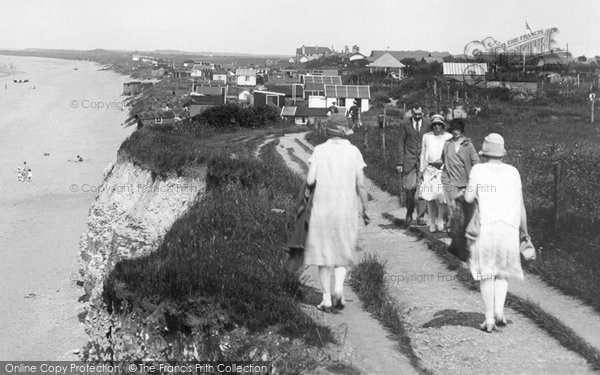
[0,0,598,57]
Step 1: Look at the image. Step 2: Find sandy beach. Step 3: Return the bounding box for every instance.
[0,55,134,359]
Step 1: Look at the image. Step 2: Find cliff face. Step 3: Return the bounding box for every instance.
[78,160,205,359]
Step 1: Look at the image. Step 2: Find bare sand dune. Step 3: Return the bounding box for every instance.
[0,55,134,359]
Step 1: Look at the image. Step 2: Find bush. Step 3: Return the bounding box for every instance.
[195,104,281,128]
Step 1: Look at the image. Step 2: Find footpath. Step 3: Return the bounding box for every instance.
[271,132,599,374]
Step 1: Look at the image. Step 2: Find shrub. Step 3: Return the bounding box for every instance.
[195,104,281,128]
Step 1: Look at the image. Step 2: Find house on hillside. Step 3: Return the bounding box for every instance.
[192,83,227,97]
[238,90,253,106]
[212,71,228,84]
[302,75,343,100]
[269,69,307,84]
[443,62,487,84]
[280,106,329,125]
[173,70,192,79]
[253,89,286,108]
[296,45,333,62]
[348,51,367,62]
[322,85,371,111]
[366,53,406,77]
[183,60,196,68]
[265,84,304,105]
[236,68,257,86]
[190,64,204,78]
[136,110,176,128]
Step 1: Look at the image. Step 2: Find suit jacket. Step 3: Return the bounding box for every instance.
[397,117,432,172]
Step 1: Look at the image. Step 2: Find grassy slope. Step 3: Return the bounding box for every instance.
[99,123,367,372]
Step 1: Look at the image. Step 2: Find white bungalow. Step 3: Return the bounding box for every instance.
[236,68,257,86]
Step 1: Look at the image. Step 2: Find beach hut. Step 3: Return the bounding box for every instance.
[323,85,371,112]
[280,106,329,125]
[135,110,176,128]
[253,90,286,108]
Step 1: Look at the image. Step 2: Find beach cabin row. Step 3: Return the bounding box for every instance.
[306,84,371,112]
[123,81,154,95]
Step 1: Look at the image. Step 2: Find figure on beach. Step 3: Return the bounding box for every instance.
[17,161,27,182]
[26,168,32,183]
[397,104,431,227]
[304,108,369,312]
[464,133,531,332]
[419,114,452,232]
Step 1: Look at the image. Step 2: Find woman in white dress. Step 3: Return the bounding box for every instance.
[464,133,530,332]
[419,114,452,232]
[305,109,370,312]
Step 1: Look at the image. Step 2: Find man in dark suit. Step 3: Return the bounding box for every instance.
[396,104,431,226]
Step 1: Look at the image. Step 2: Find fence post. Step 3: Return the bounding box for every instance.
[553,160,563,228]
[382,107,386,156]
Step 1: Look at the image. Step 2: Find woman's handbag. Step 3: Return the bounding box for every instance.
[285,183,315,272]
[520,236,536,261]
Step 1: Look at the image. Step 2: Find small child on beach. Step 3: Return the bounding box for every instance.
[26,169,32,183]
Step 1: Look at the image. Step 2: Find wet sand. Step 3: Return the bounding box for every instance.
[0,55,134,359]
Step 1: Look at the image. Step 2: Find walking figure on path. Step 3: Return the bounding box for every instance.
[304,109,369,312]
[465,133,533,332]
[397,104,431,227]
[419,114,452,232]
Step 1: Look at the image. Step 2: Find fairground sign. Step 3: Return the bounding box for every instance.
[464,28,559,57]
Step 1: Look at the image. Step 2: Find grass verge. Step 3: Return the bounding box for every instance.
[405,226,600,371]
[350,254,433,375]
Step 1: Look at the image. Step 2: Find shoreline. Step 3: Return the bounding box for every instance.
[0,55,134,360]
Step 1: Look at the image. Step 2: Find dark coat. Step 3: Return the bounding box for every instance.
[285,183,315,272]
[397,117,432,172]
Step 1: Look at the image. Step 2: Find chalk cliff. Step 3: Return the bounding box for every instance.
[78,159,205,360]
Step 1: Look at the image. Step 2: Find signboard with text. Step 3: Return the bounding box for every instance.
[465,28,559,57]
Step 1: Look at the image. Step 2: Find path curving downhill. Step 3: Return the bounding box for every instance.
[275,132,596,374]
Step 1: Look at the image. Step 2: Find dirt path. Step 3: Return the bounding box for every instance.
[275,132,596,374]
[273,136,418,375]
